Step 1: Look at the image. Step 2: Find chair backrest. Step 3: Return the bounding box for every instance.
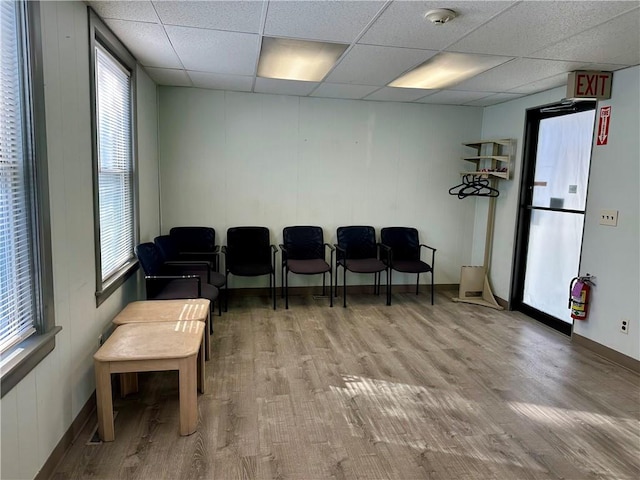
[283,226,324,260]
[135,242,163,275]
[154,235,178,261]
[380,227,420,261]
[226,226,271,267]
[336,226,377,260]
[169,226,216,253]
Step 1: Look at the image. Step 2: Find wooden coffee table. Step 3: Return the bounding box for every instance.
[113,299,211,360]
[94,321,205,441]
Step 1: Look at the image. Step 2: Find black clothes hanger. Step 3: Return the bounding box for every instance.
[449,174,499,198]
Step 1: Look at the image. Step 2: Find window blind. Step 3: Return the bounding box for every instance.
[0,0,37,353]
[95,44,134,282]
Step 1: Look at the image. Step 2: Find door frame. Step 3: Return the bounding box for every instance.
[509,100,596,335]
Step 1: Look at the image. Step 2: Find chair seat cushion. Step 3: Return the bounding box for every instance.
[391,260,432,274]
[343,258,386,273]
[229,264,273,277]
[152,279,219,302]
[287,258,330,275]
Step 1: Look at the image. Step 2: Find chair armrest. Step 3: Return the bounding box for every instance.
[419,244,436,267]
[279,244,288,264]
[271,244,278,269]
[419,243,437,252]
[378,243,392,263]
[324,243,335,265]
[165,260,212,268]
[163,260,211,283]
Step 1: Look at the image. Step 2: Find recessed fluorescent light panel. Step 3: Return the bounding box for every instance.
[389,52,508,89]
[258,37,348,82]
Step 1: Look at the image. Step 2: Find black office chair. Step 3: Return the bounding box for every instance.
[135,242,219,324]
[335,226,390,308]
[222,227,278,310]
[281,226,334,309]
[169,226,220,271]
[381,227,436,305]
[155,235,226,316]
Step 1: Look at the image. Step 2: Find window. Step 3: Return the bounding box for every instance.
[90,11,138,305]
[1,0,57,396]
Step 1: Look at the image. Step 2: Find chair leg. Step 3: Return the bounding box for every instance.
[285,269,289,310]
[431,271,434,306]
[329,269,333,308]
[218,290,222,316]
[281,264,285,298]
[343,267,347,308]
[272,272,276,310]
[416,273,420,295]
[334,264,339,299]
[374,272,378,295]
[225,272,229,312]
[322,273,326,296]
[210,302,214,334]
[388,269,392,306]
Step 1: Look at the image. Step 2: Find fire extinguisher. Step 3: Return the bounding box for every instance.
[568,274,596,320]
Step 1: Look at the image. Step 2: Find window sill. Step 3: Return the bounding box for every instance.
[95,260,139,307]
[1,326,62,398]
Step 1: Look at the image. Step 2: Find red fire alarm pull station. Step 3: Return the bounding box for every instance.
[566,71,612,100]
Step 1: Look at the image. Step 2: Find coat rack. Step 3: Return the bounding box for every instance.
[450,139,514,310]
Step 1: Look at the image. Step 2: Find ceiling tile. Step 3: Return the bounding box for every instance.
[363,87,430,102]
[448,1,639,57]
[310,83,380,100]
[264,1,385,43]
[166,26,259,75]
[144,67,192,86]
[326,44,437,86]
[466,92,526,107]
[189,72,253,92]
[359,1,515,50]
[530,10,640,66]
[88,1,160,23]
[452,58,582,92]
[417,90,494,105]
[153,0,264,33]
[101,20,181,69]
[254,78,319,96]
[507,72,571,95]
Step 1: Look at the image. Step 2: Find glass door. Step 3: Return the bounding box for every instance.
[511,102,596,334]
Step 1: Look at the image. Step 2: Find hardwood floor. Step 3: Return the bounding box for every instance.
[51,291,640,480]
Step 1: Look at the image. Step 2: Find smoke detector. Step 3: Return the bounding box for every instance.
[424,8,457,25]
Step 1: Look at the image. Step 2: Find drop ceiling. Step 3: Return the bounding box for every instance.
[88,0,640,107]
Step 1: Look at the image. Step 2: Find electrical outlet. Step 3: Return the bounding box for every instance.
[599,209,618,226]
[620,319,629,334]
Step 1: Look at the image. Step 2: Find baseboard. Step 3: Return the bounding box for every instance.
[495,295,509,309]
[35,393,96,480]
[571,333,640,374]
[228,283,458,297]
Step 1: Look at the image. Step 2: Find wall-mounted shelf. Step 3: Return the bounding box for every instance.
[461,139,513,180]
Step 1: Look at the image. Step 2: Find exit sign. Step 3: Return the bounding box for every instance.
[567,71,612,100]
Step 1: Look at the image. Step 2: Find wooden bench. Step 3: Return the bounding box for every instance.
[94,321,205,441]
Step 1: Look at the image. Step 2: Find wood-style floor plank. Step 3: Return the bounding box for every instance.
[51,291,640,479]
